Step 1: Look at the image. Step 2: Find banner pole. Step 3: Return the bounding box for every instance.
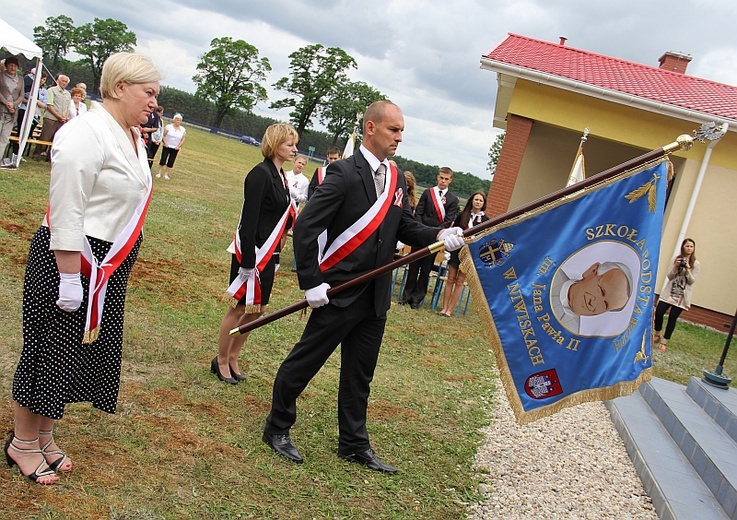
[230,134,693,337]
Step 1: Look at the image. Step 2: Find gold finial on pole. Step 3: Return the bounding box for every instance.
[663,134,694,154]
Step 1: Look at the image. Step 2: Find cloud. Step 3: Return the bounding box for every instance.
[11,0,737,180]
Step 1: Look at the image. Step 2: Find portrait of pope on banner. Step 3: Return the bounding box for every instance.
[550,241,639,337]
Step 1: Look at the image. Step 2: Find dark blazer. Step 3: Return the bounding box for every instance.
[307,167,322,200]
[238,158,292,269]
[294,150,439,314]
[415,187,458,228]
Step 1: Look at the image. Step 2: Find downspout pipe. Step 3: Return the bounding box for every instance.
[672,122,728,258]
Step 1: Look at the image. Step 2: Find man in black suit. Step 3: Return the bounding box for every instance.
[400,167,459,309]
[262,101,464,473]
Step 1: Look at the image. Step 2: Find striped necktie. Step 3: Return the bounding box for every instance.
[374,164,386,197]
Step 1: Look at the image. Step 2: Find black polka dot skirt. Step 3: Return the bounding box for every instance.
[13,226,142,420]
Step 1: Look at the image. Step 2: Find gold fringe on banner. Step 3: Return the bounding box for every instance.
[458,156,667,424]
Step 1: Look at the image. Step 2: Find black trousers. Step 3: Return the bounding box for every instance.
[265,284,387,454]
[401,248,434,305]
[654,300,684,340]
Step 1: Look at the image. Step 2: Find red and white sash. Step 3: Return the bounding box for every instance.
[80,182,153,343]
[317,163,398,272]
[315,167,326,185]
[226,201,296,310]
[429,187,446,222]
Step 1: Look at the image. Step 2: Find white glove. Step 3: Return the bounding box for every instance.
[238,267,254,282]
[439,227,465,252]
[305,282,330,308]
[56,272,83,312]
[289,188,307,205]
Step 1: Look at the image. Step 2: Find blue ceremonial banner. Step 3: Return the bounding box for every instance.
[461,158,670,424]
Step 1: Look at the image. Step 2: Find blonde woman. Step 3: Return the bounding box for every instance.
[6,53,160,485]
[156,113,186,180]
[214,123,298,384]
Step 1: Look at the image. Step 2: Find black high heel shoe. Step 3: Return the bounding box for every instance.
[230,364,247,382]
[210,357,238,385]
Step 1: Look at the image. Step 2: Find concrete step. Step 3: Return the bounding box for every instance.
[686,377,737,445]
[607,384,729,520]
[640,378,737,519]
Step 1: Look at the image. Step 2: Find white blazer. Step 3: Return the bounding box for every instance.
[47,102,151,251]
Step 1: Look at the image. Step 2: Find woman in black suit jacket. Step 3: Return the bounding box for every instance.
[439,191,489,317]
[213,123,298,384]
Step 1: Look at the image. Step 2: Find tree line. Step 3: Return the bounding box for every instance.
[155,85,490,197]
[29,14,491,197]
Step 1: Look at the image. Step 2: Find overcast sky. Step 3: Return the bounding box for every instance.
[6,0,737,179]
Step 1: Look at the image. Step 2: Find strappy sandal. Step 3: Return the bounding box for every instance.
[4,435,59,485]
[658,340,667,352]
[39,430,73,472]
[652,333,661,345]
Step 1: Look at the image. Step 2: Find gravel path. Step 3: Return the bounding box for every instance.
[468,378,658,519]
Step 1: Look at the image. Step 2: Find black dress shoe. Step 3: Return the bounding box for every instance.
[410,303,419,310]
[229,364,247,382]
[210,357,238,385]
[262,432,303,463]
[338,449,397,473]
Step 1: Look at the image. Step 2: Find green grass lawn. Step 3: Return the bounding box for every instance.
[0,126,733,519]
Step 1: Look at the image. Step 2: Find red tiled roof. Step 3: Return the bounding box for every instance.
[483,34,737,121]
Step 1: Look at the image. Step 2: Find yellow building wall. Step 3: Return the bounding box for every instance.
[659,156,737,315]
[505,79,737,316]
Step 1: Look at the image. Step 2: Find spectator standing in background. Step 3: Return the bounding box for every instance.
[653,238,700,352]
[66,87,87,121]
[403,171,417,213]
[307,145,341,199]
[144,106,164,168]
[11,72,47,159]
[33,74,71,161]
[0,56,23,164]
[156,113,186,180]
[400,167,458,309]
[285,154,309,209]
[439,191,488,317]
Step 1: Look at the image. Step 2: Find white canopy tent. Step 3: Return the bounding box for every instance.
[1,17,43,169]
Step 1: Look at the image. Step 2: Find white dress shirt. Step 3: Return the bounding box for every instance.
[286,170,310,205]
